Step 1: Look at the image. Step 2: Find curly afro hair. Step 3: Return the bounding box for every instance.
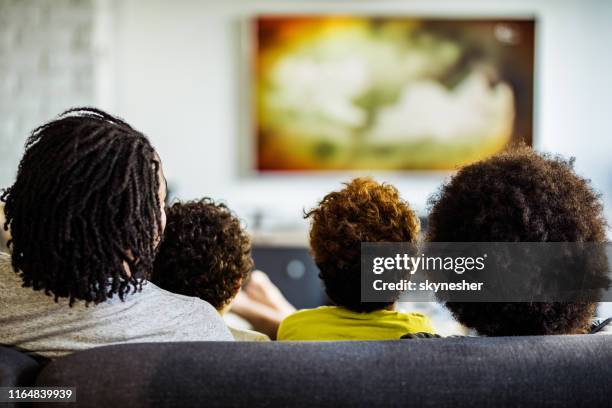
[151,199,253,310]
[427,145,607,336]
[305,177,420,313]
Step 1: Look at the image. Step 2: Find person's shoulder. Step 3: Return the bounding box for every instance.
[139,281,221,315]
[143,280,199,302]
[283,306,338,321]
[278,306,335,337]
[396,311,431,324]
[0,251,11,269]
[398,311,427,319]
[0,251,21,287]
[229,326,270,342]
[395,311,436,333]
[138,282,233,340]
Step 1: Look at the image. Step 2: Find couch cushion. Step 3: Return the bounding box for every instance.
[36,335,611,407]
[0,346,40,387]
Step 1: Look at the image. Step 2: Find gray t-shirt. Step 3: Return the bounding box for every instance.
[0,252,233,359]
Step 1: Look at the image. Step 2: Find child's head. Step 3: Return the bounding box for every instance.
[305,177,420,313]
[427,146,607,335]
[152,199,253,311]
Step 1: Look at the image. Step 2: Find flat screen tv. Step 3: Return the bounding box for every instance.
[252,16,535,172]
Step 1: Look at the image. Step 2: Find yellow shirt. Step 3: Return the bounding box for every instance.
[277,306,434,341]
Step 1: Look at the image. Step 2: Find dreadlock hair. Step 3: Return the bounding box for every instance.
[1,107,163,306]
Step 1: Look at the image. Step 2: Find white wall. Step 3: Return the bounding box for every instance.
[102,0,612,233]
[0,0,96,186]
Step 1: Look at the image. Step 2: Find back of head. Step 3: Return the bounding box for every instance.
[152,199,253,310]
[427,145,607,335]
[305,177,419,313]
[2,108,163,305]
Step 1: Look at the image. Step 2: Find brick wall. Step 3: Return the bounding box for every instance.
[0,0,96,187]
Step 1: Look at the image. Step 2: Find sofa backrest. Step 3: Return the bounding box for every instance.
[35,335,611,407]
[0,346,40,387]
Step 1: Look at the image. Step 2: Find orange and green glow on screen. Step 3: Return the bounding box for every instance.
[254,16,535,172]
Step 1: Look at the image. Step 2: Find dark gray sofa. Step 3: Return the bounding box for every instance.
[0,346,40,388]
[2,335,611,407]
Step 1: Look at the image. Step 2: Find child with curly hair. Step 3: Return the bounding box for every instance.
[277,177,434,340]
[417,146,611,337]
[152,199,269,341]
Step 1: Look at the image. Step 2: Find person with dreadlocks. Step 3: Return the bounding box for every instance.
[0,107,233,359]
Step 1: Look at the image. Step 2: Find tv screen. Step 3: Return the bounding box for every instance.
[253,16,535,171]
